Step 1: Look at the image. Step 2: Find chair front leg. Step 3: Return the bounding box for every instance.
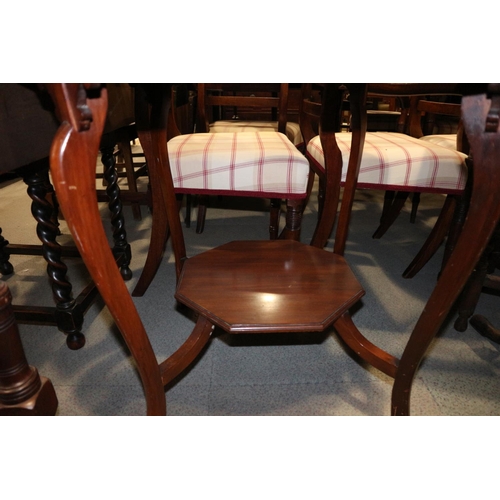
[279,198,304,241]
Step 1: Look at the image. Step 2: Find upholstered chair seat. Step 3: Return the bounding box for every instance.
[419,133,457,151]
[208,120,303,147]
[168,131,310,198]
[306,131,467,194]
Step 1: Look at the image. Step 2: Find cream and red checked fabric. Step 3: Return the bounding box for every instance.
[209,120,303,146]
[306,132,467,194]
[419,134,457,151]
[168,131,310,198]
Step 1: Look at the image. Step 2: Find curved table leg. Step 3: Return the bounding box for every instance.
[392,92,500,415]
[47,84,166,416]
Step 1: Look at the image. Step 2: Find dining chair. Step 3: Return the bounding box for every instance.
[131,84,311,297]
[412,95,465,151]
[190,83,303,235]
[96,83,149,221]
[399,95,471,278]
[46,81,500,416]
[302,84,469,278]
[166,83,198,229]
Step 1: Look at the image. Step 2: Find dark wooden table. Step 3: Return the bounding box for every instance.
[4,83,500,416]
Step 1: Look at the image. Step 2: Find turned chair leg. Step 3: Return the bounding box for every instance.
[100,144,133,281]
[0,227,14,276]
[0,281,58,415]
[279,199,304,241]
[118,139,142,221]
[24,168,87,350]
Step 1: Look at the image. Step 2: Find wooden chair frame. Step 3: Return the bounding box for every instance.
[192,83,297,235]
[46,82,499,416]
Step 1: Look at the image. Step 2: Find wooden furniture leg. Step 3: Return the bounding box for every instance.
[470,313,500,343]
[269,198,281,239]
[454,241,491,331]
[372,191,410,239]
[279,198,304,240]
[0,227,14,275]
[47,84,166,415]
[454,222,500,331]
[131,123,171,298]
[23,167,87,350]
[392,89,500,415]
[0,281,58,415]
[402,195,457,278]
[100,143,133,281]
[195,195,209,234]
[117,138,142,220]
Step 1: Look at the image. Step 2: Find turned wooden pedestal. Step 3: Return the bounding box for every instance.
[0,281,58,416]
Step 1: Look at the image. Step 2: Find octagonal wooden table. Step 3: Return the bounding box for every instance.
[176,240,365,333]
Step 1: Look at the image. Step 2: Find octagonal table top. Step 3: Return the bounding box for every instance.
[175,240,365,333]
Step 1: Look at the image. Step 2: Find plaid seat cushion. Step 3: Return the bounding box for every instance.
[209,120,303,146]
[306,132,467,194]
[419,134,457,151]
[168,131,310,198]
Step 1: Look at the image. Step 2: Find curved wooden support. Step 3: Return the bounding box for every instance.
[402,194,457,279]
[334,311,399,378]
[409,192,421,223]
[470,314,500,343]
[131,125,171,297]
[133,84,188,294]
[47,84,166,416]
[392,91,500,416]
[159,316,214,386]
[372,191,410,239]
[453,235,491,331]
[196,195,209,234]
[442,178,471,271]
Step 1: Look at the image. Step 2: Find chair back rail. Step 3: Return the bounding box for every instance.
[197,83,289,134]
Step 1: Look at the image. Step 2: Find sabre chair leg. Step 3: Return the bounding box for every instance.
[269,198,281,240]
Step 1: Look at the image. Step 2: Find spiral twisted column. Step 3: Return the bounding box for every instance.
[100,144,132,280]
[24,169,86,350]
[0,227,13,275]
